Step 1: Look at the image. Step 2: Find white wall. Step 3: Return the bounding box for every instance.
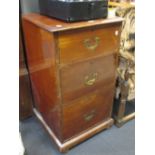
[20,0,40,14]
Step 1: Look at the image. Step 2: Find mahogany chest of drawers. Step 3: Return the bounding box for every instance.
[22,13,123,152]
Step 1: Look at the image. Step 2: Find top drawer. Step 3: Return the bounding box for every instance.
[58,24,121,64]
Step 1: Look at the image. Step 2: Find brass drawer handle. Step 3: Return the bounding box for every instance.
[84,110,96,122]
[85,73,98,86]
[84,37,100,50]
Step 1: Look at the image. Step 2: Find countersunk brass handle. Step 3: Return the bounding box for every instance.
[85,73,98,86]
[84,110,96,122]
[84,37,100,50]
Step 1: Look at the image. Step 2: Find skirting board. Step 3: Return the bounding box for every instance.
[33,108,114,152]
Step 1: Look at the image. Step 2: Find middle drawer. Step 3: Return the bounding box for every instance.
[60,54,116,103]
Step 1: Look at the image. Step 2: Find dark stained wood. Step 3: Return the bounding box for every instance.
[22,20,62,140]
[22,14,123,151]
[34,108,113,152]
[60,55,117,102]
[62,86,115,140]
[114,112,135,127]
[58,24,121,64]
[19,32,26,68]
[19,29,33,120]
[23,13,123,32]
[19,72,33,120]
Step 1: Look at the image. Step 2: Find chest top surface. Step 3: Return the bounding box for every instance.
[23,13,123,32]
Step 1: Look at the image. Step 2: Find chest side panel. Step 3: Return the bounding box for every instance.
[22,20,62,140]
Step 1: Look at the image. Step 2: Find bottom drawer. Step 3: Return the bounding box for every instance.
[62,85,115,141]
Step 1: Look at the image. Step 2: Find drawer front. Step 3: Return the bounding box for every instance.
[58,24,121,64]
[60,54,116,102]
[62,86,114,141]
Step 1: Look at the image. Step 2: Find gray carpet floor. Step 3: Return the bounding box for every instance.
[20,116,135,155]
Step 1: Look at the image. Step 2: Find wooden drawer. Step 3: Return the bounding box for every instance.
[62,86,114,140]
[60,54,116,102]
[58,24,121,64]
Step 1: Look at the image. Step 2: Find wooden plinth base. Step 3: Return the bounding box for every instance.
[33,108,114,152]
[114,112,135,128]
